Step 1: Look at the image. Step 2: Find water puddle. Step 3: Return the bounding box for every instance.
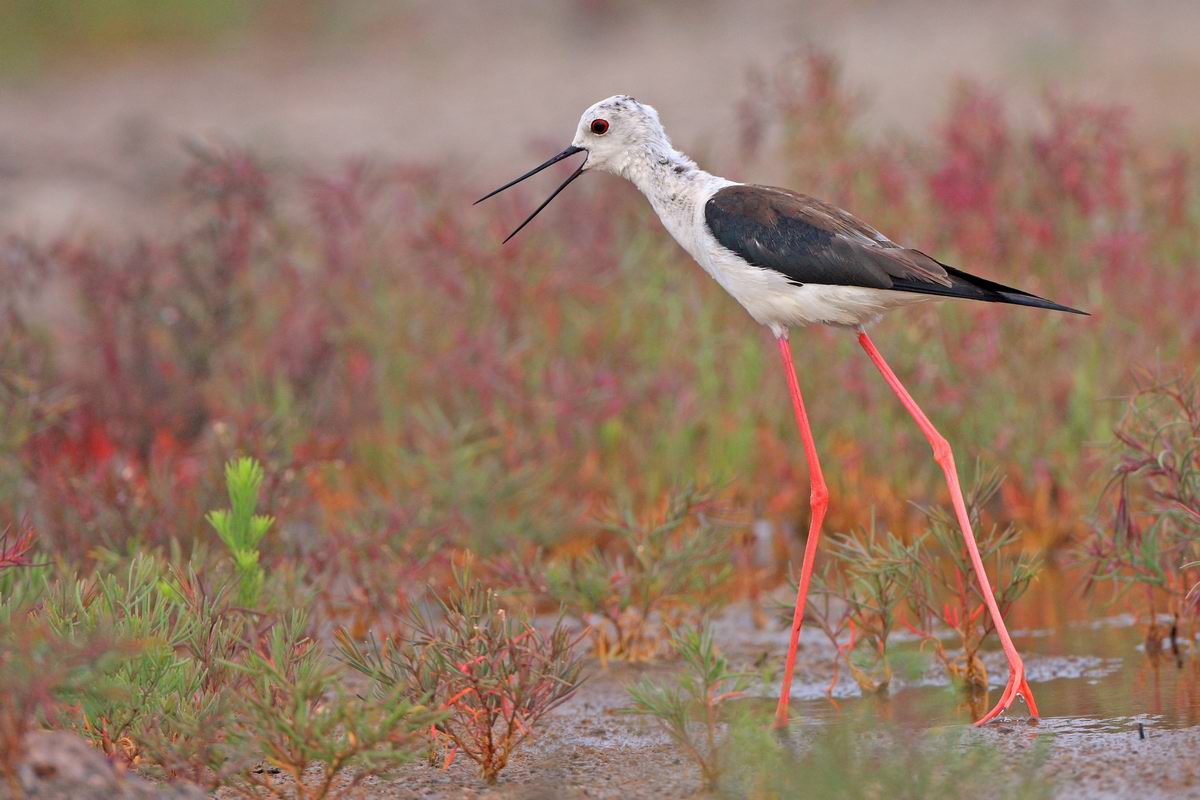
[735,572,1200,734]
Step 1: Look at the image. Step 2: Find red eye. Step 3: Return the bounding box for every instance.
[590,118,609,135]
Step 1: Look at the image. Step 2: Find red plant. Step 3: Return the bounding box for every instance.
[903,474,1041,692]
[0,522,36,570]
[1082,374,1200,654]
[1032,94,1132,217]
[928,83,1010,259]
[336,574,585,784]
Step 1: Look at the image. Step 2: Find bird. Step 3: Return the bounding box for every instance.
[475,94,1085,728]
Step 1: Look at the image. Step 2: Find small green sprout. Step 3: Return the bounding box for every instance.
[207,457,274,608]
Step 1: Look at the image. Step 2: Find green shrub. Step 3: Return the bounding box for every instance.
[622,625,750,787]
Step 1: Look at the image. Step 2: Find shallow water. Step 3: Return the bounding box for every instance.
[773,569,1200,734]
[784,645,1199,736]
[491,575,1200,800]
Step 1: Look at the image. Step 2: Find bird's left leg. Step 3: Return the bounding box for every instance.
[773,334,830,728]
[856,329,1039,725]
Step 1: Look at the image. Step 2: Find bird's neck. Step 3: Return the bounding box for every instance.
[614,143,730,264]
[617,143,714,222]
[618,142,706,195]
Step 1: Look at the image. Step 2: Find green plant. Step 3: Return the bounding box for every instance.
[622,625,750,788]
[208,457,275,608]
[23,542,406,795]
[905,472,1041,691]
[811,522,916,694]
[39,553,204,761]
[136,688,241,790]
[543,487,734,663]
[719,707,1053,799]
[0,527,50,621]
[800,559,853,696]
[622,625,1051,798]
[337,572,585,784]
[229,611,435,799]
[38,551,261,777]
[0,614,121,793]
[133,561,260,788]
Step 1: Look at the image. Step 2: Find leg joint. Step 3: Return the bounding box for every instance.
[809,481,830,510]
[930,433,953,466]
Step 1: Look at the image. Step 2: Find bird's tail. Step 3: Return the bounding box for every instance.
[893,263,1088,315]
[989,289,1087,315]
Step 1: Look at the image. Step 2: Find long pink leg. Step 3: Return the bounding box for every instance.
[857,330,1039,725]
[773,334,830,728]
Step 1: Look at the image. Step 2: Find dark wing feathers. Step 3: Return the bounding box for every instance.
[704,184,1086,315]
[704,185,953,289]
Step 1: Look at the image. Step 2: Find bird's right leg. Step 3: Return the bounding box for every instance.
[773,334,830,729]
[856,329,1038,725]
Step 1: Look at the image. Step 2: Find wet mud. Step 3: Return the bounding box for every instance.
[224,590,1200,798]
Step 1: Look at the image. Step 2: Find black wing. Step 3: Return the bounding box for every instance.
[704,184,1086,314]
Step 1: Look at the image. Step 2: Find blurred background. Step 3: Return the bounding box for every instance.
[0,3,1199,787]
[4,0,1195,563]
[1,0,1197,674]
[5,0,1200,230]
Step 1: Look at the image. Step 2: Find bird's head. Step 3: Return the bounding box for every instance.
[569,95,669,175]
[475,95,672,242]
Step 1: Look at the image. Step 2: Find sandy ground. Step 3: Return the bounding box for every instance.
[5,0,1200,234]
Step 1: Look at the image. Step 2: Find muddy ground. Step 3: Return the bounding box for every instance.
[219,595,1200,799]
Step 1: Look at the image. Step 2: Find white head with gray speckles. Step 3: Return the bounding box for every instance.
[475,94,723,245]
[570,95,696,182]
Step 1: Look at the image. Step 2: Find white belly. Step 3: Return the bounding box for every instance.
[697,244,933,334]
[735,277,933,331]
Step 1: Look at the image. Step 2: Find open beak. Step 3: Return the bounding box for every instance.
[474,145,587,243]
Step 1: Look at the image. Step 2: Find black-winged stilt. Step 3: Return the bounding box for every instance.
[476,95,1085,728]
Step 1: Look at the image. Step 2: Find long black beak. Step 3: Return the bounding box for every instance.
[475,145,587,243]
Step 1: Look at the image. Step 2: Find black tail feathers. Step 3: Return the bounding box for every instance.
[893,264,1088,315]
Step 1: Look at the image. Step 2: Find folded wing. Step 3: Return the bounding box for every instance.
[704,184,1085,314]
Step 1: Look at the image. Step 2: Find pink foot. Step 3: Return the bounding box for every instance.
[974,661,1039,725]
